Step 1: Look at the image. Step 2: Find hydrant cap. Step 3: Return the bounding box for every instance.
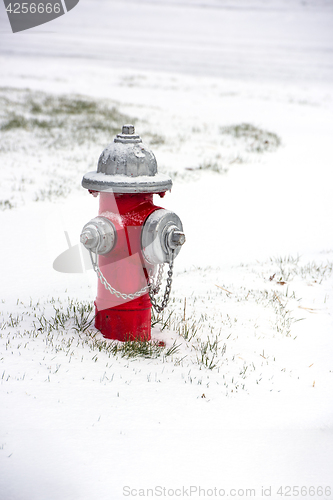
[82,125,172,193]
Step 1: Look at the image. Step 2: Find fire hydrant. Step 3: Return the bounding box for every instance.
[80,125,185,341]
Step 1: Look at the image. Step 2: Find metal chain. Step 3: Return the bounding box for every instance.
[150,263,164,295]
[148,250,175,313]
[89,250,149,300]
[89,249,174,312]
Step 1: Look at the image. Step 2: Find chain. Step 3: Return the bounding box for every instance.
[89,249,174,312]
[150,263,164,295]
[89,250,149,300]
[148,250,175,313]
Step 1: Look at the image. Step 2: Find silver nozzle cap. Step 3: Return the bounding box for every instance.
[80,228,98,249]
[80,217,117,255]
[170,230,186,248]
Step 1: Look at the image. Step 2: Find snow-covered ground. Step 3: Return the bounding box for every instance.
[1,1,333,499]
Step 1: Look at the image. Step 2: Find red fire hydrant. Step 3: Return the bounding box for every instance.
[80,125,185,341]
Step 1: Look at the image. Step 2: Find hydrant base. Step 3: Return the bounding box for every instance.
[94,305,151,342]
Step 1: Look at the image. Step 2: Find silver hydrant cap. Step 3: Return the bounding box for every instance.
[82,125,172,194]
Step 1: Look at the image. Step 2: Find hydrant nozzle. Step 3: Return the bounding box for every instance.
[80,228,97,248]
[169,229,186,249]
[80,216,117,255]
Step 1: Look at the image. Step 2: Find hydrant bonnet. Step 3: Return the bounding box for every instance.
[82,125,172,194]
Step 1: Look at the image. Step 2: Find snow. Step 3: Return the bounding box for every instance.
[0,1,333,499]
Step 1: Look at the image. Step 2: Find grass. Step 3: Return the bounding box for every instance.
[143,132,166,146]
[0,114,29,131]
[183,159,229,175]
[1,252,331,395]
[0,199,15,211]
[34,179,72,202]
[0,87,137,206]
[40,97,100,116]
[152,305,227,369]
[220,123,281,153]
[1,296,225,369]
[0,93,133,143]
[0,89,283,211]
[0,298,182,361]
[197,160,228,174]
[177,121,280,179]
[269,255,333,284]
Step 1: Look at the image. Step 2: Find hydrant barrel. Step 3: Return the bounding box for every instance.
[81,125,185,341]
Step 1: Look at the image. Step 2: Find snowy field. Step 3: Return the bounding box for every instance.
[1,1,333,499]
